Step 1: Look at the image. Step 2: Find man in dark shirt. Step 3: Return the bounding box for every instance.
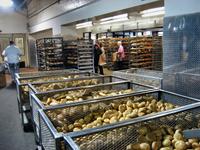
[94,43,102,74]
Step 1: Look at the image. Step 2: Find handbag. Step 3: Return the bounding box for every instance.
[112,52,118,62]
[99,53,106,66]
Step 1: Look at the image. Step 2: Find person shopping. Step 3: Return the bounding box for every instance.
[94,42,102,74]
[115,41,125,70]
[98,43,106,75]
[2,41,22,82]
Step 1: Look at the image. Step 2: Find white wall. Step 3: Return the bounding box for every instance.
[61,26,82,40]
[29,0,160,34]
[0,8,28,65]
[0,8,27,33]
[165,0,200,17]
[30,29,53,39]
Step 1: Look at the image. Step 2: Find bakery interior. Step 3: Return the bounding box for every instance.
[0,0,200,150]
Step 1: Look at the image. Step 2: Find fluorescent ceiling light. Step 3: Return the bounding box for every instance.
[100,17,129,25]
[76,21,93,29]
[158,31,163,36]
[141,10,165,17]
[140,7,164,14]
[76,24,93,29]
[0,0,13,8]
[140,7,165,17]
[100,14,128,22]
[76,21,92,27]
[100,13,129,24]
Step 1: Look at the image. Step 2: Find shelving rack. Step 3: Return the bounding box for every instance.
[77,39,94,72]
[152,36,163,71]
[107,38,115,69]
[129,37,153,69]
[107,38,130,70]
[63,40,78,69]
[36,37,64,71]
[98,38,110,52]
[98,35,163,71]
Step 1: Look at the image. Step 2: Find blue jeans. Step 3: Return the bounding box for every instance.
[8,63,20,81]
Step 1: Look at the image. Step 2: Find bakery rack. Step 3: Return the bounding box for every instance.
[129,37,153,69]
[152,36,163,71]
[98,36,163,71]
[77,39,94,72]
[63,39,94,71]
[107,38,130,70]
[63,40,78,69]
[36,37,64,71]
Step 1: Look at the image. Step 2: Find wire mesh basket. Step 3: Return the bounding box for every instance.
[15,69,79,79]
[162,72,177,92]
[113,68,163,88]
[16,71,99,136]
[38,90,199,150]
[33,81,152,128]
[16,71,97,113]
[64,96,200,150]
[29,76,128,144]
[162,63,188,93]
[176,68,200,99]
[28,76,126,93]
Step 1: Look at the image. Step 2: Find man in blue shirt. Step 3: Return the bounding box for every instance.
[2,41,22,82]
